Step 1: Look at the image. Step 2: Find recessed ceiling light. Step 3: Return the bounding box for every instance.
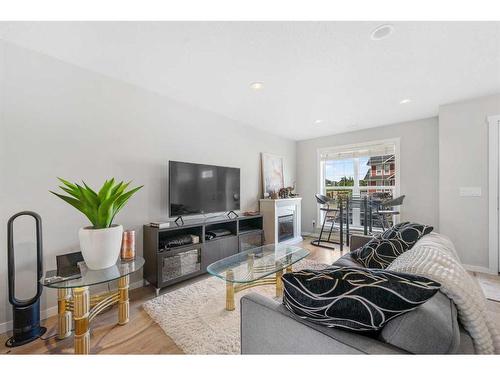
[370,24,394,41]
[399,98,411,104]
[314,120,324,125]
[250,82,264,91]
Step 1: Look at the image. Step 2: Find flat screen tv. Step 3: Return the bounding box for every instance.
[169,161,240,217]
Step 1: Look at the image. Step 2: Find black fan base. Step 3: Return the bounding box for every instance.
[5,326,47,348]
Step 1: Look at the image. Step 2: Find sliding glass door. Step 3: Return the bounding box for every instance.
[318,139,399,230]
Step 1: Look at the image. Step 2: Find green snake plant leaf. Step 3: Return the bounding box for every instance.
[82,181,99,201]
[97,193,121,228]
[98,178,115,202]
[111,181,130,197]
[58,177,78,191]
[51,178,143,229]
[110,185,143,224]
[76,183,100,207]
[50,191,95,225]
[75,184,100,225]
[58,185,81,199]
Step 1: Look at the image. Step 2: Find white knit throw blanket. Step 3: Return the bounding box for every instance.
[388,233,500,354]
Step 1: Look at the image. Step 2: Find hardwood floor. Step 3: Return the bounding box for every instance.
[1,237,499,354]
[1,286,183,355]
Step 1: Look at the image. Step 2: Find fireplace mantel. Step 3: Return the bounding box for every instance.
[259,198,302,244]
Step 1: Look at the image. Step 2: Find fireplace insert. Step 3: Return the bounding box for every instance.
[278,214,294,242]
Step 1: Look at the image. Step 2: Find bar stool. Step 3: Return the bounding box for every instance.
[310,194,340,250]
[374,195,405,230]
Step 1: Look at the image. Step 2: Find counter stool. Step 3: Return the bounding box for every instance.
[310,194,340,250]
[375,195,405,230]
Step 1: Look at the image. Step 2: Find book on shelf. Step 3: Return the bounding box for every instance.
[150,221,171,229]
[242,211,260,216]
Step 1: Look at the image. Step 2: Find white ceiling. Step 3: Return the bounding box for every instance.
[1,21,499,140]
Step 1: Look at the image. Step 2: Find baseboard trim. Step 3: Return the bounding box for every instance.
[0,279,146,335]
[463,264,497,275]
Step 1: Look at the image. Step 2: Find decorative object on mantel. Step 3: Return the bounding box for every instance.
[278,186,299,199]
[121,230,136,261]
[51,178,143,270]
[261,152,284,198]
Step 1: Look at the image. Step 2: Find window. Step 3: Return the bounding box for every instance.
[318,139,399,229]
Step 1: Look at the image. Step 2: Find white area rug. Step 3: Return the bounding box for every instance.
[142,258,327,354]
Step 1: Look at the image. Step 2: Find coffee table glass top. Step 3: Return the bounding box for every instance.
[207,244,309,283]
[42,257,145,289]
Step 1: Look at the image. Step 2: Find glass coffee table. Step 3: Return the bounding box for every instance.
[207,244,309,311]
[43,257,144,354]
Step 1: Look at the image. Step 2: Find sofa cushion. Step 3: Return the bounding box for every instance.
[282,266,441,332]
[350,236,409,269]
[332,253,362,268]
[379,291,460,354]
[241,293,407,354]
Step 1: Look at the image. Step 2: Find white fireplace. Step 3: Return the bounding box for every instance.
[259,198,302,244]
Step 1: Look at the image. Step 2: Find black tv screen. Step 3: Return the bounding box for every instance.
[169,161,240,217]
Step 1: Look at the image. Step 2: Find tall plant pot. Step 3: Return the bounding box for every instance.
[78,225,123,270]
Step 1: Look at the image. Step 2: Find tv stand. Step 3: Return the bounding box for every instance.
[226,210,238,219]
[143,214,264,295]
[174,216,184,225]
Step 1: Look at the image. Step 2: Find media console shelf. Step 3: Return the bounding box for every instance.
[143,214,264,296]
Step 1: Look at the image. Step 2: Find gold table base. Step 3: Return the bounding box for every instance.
[225,264,292,311]
[57,275,130,354]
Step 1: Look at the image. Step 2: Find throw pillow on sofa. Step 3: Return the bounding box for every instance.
[282,266,440,332]
[350,236,409,268]
[351,222,434,269]
[381,222,434,248]
[384,221,409,233]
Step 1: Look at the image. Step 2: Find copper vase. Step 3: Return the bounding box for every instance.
[121,230,136,261]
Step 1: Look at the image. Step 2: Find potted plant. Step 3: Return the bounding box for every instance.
[51,178,143,270]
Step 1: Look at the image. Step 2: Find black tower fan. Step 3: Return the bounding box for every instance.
[6,211,47,347]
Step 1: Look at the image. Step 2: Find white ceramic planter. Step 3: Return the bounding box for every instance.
[78,224,123,270]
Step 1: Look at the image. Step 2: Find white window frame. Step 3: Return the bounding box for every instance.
[316,138,401,229]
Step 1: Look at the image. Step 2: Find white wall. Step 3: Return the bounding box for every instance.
[0,41,296,332]
[439,94,500,271]
[296,117,439,234]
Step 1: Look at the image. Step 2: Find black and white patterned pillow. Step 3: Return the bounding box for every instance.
[382,222,433,248]
[282,267,440,332]
[383,221,410,234]
[350,236,409,268]
[351,223,434,269]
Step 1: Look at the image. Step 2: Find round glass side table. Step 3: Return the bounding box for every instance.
[43,257,144,354]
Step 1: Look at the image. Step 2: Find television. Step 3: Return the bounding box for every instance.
[169,161,240,217]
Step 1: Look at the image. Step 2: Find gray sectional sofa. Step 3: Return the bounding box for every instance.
[240,234,476,354]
